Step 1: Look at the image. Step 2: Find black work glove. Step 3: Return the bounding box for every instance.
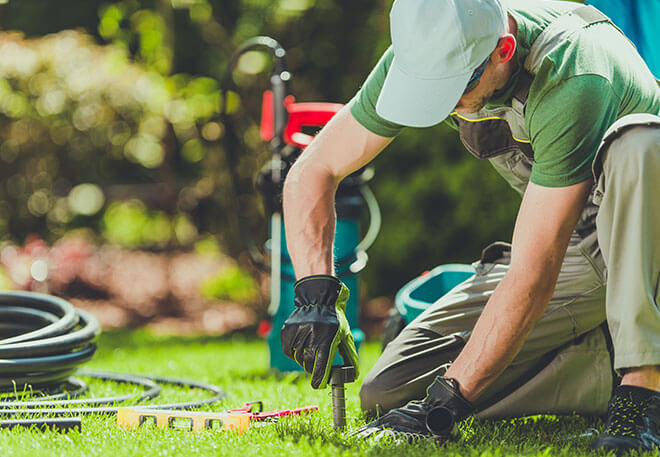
[352,376,474,442]
[280,275,359,389]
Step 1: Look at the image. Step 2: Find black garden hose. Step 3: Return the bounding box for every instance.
[0,291,100,390]
[0,291,226,418]
[0,371,226,417]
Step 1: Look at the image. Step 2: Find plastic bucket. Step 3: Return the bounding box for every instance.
[394,264,476,324]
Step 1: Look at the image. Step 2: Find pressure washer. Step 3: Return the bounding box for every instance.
[220,37,381,372]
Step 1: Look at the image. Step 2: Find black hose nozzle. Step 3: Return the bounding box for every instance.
[425,406,456,436]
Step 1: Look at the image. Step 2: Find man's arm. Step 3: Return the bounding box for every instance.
[282,105,393,278]
[445,178,593,402]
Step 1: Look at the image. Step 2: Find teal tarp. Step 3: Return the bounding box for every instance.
[587,0,660,77]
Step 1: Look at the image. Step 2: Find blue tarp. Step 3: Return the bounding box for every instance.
[586,0,660,77]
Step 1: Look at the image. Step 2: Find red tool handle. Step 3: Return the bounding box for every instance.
[260,90,343,148]
[252,405,319,420]
[227,402,318,420]
[228,401,263,414]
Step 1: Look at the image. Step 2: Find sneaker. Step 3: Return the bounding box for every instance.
[592,385,660,452]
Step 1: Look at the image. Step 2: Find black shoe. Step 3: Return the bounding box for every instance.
[592,385,660,453]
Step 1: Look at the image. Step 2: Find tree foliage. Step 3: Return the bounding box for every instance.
[0,29,226,250]
[0,0,524,296]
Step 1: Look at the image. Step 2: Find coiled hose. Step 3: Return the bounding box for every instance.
[0,291,99,390]
[0,291,226,417]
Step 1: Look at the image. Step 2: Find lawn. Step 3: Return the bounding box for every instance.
[0,330,644,457]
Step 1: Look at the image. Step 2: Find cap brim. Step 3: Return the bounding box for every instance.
[376,57,472,128]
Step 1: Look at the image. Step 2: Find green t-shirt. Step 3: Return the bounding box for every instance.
[349,1,660,187]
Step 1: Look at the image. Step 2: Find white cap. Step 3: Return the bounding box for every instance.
[376,0,508,127]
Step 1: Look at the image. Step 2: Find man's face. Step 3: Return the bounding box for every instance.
[452,27,518,114]
[453,60,502,113]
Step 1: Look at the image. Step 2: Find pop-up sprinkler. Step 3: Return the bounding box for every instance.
[329,365,356,429]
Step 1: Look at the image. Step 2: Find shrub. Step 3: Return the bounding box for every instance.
[0,30,225,250]
[200,265,260,304]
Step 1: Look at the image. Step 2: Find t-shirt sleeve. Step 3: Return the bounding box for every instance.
[348,46,406,138]
[527,74,621,187]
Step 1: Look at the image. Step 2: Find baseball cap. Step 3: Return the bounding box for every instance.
[376,0,508,127]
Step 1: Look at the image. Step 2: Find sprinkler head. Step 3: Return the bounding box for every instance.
[329,365,356,429]
[330,365,356,386]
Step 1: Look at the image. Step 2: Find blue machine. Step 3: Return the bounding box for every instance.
[261,138,375,372]
[222,37,379,372]
[267,209,368,372]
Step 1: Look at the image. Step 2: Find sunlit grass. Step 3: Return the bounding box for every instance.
[0,330,641,456]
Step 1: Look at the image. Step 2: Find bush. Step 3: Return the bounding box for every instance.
[200,265,260,304]
[0,2,524,297]
[0,30,232,250]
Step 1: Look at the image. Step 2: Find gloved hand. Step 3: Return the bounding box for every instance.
[352,376,474,442]
[280,275,359,389]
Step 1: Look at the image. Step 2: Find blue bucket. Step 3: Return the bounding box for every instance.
[395,264,476,324]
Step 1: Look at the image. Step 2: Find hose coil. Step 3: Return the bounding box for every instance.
[0,291,226,417]
[0,290,99,391]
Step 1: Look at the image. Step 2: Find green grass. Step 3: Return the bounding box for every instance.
[0,330,655,457]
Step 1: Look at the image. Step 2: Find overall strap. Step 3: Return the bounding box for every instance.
[526,5,612,74]
[511,70,533,116]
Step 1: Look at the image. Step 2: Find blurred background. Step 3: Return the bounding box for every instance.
[4,0,610,337]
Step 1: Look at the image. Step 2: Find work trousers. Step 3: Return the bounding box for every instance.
[360,114,660,419]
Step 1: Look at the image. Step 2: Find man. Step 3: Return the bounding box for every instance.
[280,0,660,452]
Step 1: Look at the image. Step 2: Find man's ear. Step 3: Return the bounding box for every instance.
[494,34,516,63]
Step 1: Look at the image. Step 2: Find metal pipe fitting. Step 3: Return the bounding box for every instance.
[329,365,356,429]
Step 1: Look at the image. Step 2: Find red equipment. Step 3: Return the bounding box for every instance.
[228,401,318,421]
[260,90,343,149]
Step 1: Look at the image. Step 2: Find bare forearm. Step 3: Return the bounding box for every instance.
[445,269,554,402]
[282,163,338,278]
[281,108,392,279]
[445,180,592,402]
